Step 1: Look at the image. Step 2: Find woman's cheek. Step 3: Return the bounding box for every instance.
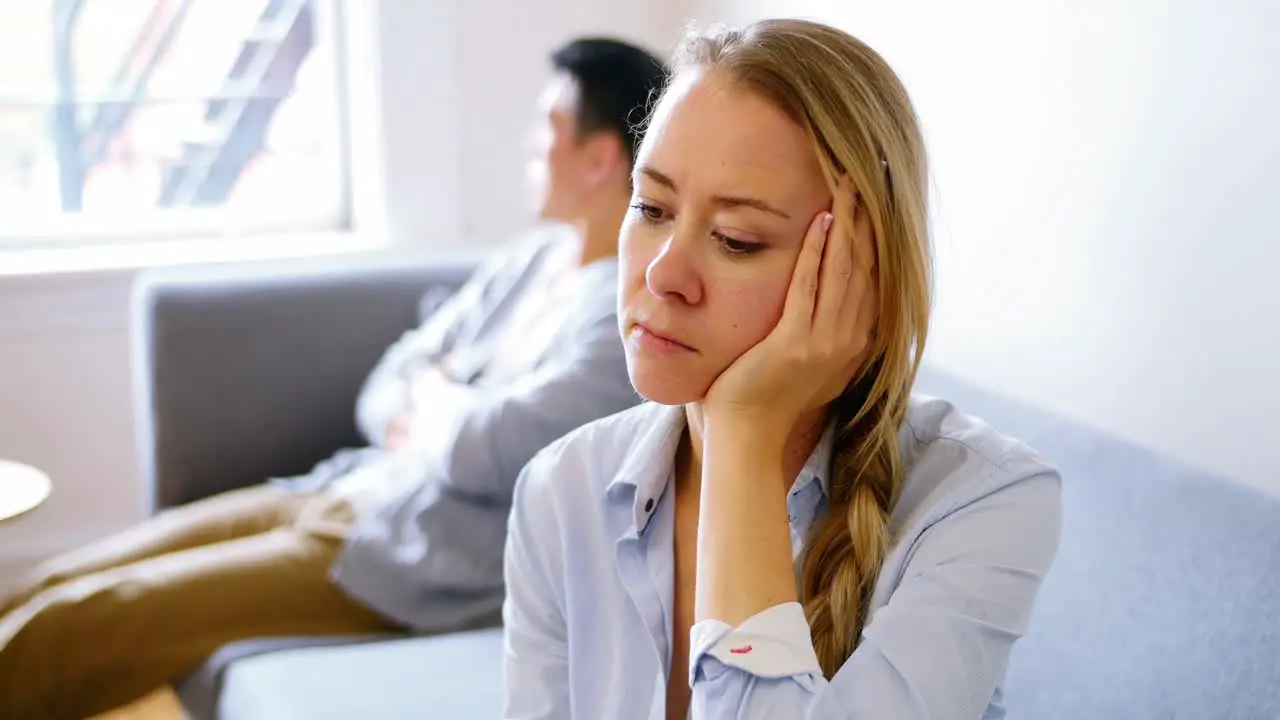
[722,279,789,353]
[618,219,651,290]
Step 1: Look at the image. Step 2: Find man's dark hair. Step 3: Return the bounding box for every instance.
[551,38,668,167]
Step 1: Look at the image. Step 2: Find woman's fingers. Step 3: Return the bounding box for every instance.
[780,209,834,334]
[813,177,879,373]
[846,186,879,354]
[814,180,855,340]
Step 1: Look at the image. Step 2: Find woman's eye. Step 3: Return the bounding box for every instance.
[715,233,761,256]
[630,202,667,224]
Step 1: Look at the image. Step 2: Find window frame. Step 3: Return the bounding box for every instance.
[0,0,354,251]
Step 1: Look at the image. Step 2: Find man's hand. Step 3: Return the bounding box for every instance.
[385,362,454,452]
[385,413,413,452]
[409,364,454,411]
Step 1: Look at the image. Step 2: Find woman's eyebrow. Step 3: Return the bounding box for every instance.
[635,165,792,221]
[711,194,791,220]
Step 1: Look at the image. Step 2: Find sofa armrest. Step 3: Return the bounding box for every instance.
[131,258,474,511]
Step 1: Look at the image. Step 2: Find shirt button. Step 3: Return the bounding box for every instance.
[644,498,654,513]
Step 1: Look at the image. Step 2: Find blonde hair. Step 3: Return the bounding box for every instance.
[674,19,933,678]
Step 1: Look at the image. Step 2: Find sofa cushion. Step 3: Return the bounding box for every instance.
[177,634,398,720]
[917,368,1280,720]
[217,628,504,720]
[183,368,1278,720]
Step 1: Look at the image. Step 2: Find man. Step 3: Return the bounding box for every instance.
[0,38,666,720]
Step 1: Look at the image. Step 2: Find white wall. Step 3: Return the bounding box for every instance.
[0,0,689,582]
[0,274,138,583]
[685,0,1280,491]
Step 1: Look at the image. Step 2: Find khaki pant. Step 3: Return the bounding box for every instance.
[0,485,400,720]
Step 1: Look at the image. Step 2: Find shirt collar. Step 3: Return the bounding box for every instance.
[606,404,838,534]
[605,403,685,535]
[792,420,837,501]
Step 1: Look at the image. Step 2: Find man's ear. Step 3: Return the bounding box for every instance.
[582,131,627,186]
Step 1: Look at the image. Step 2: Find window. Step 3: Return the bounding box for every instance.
[0,0,347,246]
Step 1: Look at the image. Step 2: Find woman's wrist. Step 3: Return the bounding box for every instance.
[696,435,798,624]
[704,430,787,488]
[702,407,793,452]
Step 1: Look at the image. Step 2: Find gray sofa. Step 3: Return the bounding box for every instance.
[132,258,1280,719]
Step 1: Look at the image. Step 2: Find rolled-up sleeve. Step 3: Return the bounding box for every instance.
[688,470,1062,720]
[354,261,499,446]
[411,304,637,502]
[354,324,447,446]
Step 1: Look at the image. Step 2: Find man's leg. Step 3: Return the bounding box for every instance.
[1,484,312,617]
[0,508,397,720]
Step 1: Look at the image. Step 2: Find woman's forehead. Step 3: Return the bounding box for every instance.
[638,70,826,203]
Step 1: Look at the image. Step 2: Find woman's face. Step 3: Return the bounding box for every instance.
[619,69,833,405]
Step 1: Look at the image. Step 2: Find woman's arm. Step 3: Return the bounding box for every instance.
[689,188,1060,717]
[502,456,572,719]
[693,195,864,641]
[686,461,1062,719]
[695,417,797,625]
[688,203,846,716]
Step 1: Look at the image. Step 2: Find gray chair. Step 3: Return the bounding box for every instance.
[132,260,1280,719]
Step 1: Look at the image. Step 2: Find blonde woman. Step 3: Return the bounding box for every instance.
[502,18,1062,720]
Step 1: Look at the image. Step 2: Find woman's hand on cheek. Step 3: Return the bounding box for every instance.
[703,179,879,437]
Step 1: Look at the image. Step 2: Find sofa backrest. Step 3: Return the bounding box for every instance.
[916,368,1280,720]
[133,260,473,510]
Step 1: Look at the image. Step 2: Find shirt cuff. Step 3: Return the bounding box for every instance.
[688,602,823,687]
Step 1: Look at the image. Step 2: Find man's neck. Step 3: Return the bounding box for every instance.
[571,189,630,267]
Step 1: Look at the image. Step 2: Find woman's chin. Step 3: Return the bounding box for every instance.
[628,370,707,407]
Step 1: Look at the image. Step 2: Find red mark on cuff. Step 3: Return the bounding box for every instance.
[729,645,753,655]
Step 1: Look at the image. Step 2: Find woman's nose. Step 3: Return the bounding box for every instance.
[645,232,702,305]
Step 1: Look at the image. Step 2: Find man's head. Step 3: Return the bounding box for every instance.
[527,38,667,223]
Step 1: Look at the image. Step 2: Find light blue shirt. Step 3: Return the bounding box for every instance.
[503,395,1063,719]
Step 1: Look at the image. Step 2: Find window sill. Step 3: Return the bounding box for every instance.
[0,232,405,336]
[0,231,493,336]
[0,231,387,280]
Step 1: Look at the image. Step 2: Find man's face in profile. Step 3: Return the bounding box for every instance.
[526,72,592,222]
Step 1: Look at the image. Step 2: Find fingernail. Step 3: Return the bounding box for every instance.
[822,213,834,232]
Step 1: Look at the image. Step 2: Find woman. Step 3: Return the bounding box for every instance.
[503,18,1062,720]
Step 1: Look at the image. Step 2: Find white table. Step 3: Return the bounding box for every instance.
[0,459,51,522]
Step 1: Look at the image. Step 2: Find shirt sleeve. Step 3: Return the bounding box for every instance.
[688,469,1062,720]
[403,298,637,502]
[502,454,572,719]
[353,250,510,446]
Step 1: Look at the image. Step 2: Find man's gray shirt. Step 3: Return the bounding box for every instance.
[278,227,639,631]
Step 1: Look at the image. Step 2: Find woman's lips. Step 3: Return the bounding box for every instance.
[631,322,696,353]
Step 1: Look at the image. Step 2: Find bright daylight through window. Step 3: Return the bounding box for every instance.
[0,0,345,246]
